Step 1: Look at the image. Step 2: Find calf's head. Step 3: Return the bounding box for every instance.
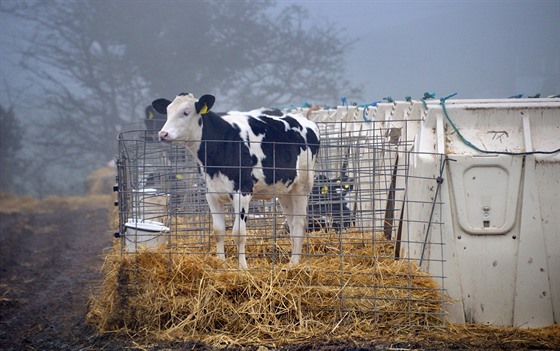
[152,93,215,142]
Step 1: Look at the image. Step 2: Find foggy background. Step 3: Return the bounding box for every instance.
[1,0,559,197]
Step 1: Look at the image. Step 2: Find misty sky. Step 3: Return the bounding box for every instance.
[287,0,560,102]
[1,0,559,107]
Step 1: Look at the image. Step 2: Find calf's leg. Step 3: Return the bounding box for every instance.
[231,193,251,269]
[206,194,226,261]
[279,193,308,266]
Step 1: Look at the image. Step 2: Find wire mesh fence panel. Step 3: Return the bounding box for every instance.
[115,114,447,328]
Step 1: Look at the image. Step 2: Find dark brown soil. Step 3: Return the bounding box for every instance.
[0,196,557,351]
[0,202,126,350]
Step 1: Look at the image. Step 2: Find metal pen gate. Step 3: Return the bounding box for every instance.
[115,108,447,328]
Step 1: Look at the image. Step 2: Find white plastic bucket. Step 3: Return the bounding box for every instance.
[124,219,170,252]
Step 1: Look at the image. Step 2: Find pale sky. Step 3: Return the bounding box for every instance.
[1,0,559,106]
[287,0,560,102]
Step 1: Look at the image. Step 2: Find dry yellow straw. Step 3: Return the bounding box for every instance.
[89,231,448,347]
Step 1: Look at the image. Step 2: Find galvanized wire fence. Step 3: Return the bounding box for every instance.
[115,107,447,327]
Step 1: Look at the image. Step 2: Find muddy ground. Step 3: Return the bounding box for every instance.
[0,194,558,351]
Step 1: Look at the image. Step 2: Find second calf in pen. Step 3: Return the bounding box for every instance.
[152,93,320,269]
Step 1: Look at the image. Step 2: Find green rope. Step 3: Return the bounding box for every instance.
[440,94,560,155]
[341,96,348,110]
[359,101,378,122]
[421,92,436,110]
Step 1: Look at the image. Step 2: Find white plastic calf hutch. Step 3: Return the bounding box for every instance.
[396,98,560,328]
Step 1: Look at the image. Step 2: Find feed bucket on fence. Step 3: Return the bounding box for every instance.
[131,188,168,222]
[401,98,560,328]
[124,219,170,252]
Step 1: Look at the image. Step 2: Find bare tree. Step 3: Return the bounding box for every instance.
[86,0,359,108]
[223,4,359,108]
[2,0,150,195]
[2,0,360,195]
[0,104,24,193]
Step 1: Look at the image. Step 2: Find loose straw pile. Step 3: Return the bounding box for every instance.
[88,232,446,347]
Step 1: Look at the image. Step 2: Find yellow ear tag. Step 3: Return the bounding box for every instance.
[148,111,154,120]
[199,104,208,115]
[321,186,328,194]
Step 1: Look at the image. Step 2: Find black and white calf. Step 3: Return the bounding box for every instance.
[152,93,320,268]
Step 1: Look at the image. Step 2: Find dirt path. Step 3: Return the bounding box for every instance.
[0,202,117,350]
[0,196,220,350]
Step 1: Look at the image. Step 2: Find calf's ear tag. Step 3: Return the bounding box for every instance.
[199,104,208,115]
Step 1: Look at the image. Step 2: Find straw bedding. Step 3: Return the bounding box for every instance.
[87,216,560,348]
[88,231,446,346]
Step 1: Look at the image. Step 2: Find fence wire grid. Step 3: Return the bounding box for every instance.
[116,112,447,327]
